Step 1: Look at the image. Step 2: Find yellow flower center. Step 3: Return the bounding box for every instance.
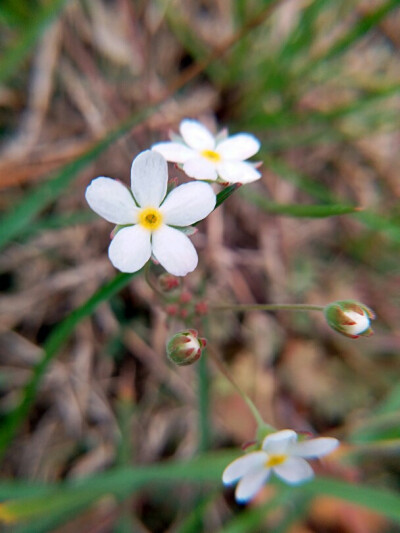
[201,149,221,163]
[139,207,163,231]
[265,454,287,468]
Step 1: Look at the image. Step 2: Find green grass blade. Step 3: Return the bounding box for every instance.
[0,452,237,524]
[242,190,358,218]
[264,157,400,242]
[303,476,400,523]
[0,272,136,458]
[0,0,68,84]
[3,462,400,528]
[304,0,399,73]
[0,106,156,251]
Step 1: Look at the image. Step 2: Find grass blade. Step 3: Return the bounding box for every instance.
[0,272,136,458]
[0,452,237,524]
[242,189,359,218]
[0,0,68,84]
[0,106,156,251]
[303,476,400,523]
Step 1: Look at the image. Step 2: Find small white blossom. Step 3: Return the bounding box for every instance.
[85,151,216,276]
[222,430,339,504]
[152,119,261,184]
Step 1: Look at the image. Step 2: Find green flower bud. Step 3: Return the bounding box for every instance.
[324,300,375,339]
[166,329,206,366]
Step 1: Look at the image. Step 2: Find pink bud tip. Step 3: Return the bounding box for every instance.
[165,304,178,316]
[195,301,208,315]
[180,292,192,304]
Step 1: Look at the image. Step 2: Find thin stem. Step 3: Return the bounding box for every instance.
[144,262,167,301]
[211,303,325,313]
[207,345,271,431]
[197,347,211,452]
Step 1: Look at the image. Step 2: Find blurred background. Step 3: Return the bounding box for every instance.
[1,0,400,531]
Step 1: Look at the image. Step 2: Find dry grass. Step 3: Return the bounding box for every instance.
[1,0,400,531]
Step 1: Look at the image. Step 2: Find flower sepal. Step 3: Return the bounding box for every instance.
[255,423,277,444]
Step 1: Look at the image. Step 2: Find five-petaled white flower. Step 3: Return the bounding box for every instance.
[85,150,216,276]
[152,119,261,184]
[222,429,339,503]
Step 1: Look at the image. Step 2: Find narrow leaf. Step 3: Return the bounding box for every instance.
[0,272,136,458]
[242,189,358,218]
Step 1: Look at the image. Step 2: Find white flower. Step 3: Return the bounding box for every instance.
[222,429,339,503]
[151,119,261,184]
[85,150,216,276]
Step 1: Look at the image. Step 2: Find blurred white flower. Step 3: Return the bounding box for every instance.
[85,150,216,276]
[152,119,261,184]
[222,429,339,503]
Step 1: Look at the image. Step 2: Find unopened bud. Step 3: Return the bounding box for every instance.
[324,300,375,339]
[165,304,179,316]
[195,301,208,315]
[159,274,180,292]
[166,329,206,366]
[179,291,192,304]
[179,309,189,319]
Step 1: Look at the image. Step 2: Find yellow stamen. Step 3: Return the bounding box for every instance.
[265,454,287,468]
[139,207,163,231]
[201,149,221,163]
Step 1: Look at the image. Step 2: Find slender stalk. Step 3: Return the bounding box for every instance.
[197,346,211,452]
[211,303,325,313]
[144,262,168,301]
[207,345,271,431]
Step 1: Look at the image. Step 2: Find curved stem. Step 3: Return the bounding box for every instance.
[211,303,325,313]
[207,345,272,431]
[144,262,168,301]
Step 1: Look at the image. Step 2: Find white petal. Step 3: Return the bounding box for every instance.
[85,177,138,224]
[217,161,261,184]
[216,133,260,160]
[342,311,370,335]
[130,150,167,208]
[180,119,215,151]
[152,225,198,276]
[151,142,196,163]
[273,457,314,485]
[222,452,267,485]
[183,158,218,181]
[262,430,297,454]
[290,437,339,458]
[160,182,216,226]
[108,225,151,273]
[235,468,271,504]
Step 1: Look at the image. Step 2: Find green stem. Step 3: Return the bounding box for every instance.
[197,346,211,453]
[144,262,168,301]
[211,303,325,313]
[207,345,272,432]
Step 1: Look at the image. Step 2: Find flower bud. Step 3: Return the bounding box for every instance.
[166,329,206,366]
[195,301,208,315]
[324,300,375,338]
[179,291,192,304]
[158,274,180,292]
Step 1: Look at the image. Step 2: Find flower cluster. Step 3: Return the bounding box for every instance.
[223,429,339,503]
[84,119,369,509]
[85,120,261,277]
